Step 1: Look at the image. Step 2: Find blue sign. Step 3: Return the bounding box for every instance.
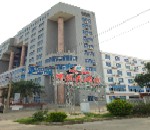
[28,66,52,76]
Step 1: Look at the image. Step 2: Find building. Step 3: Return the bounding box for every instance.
[100,51,148,103]
[0,3,102,104]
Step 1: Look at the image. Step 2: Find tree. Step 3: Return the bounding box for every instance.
[134,62,150,88]
[12,80,43,103]
[145,62,150,74]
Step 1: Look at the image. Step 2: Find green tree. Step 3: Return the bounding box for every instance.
[12,80,43,103]
[145,62,150,74]
[134,62,150,88]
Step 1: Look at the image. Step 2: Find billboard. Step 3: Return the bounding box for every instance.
[28,66,52,76]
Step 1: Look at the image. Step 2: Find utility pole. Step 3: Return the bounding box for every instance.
[4,73,12,113]
[53,66,57,111]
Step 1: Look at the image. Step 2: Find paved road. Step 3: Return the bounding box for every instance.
[0,118,150,130]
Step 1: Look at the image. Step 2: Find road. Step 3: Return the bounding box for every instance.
[0,117,150,130]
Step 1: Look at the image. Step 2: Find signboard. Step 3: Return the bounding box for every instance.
[14,93,20,104]
[28,66,52,76]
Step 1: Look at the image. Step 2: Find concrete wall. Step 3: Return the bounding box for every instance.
[46,20,58,54]
[44,76,54,103]
[0,60,9,74]
[64,17,77,53]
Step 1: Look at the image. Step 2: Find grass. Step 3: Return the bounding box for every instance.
[15,118,37,124]
[15,112,116,125]
[84,112,115,118]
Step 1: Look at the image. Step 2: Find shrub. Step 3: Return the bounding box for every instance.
[32,110,48,121]
[46,112,67,122]
[107,99,133,116]
[132,103,150,115]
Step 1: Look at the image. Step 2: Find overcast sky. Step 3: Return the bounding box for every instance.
[0,0,150,60]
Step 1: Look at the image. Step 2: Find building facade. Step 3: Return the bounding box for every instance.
[0,3,102,104]
[100,51,148,103]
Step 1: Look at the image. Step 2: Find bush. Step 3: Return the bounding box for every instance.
[107,99,133,116]
[46,112,67,122]
[132,103,150,115]
[32,110,48,121]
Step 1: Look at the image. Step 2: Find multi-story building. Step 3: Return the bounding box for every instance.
[0,3,102,104]
[100,51,148,103]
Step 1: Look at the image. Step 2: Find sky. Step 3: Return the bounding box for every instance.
[0,0,150,60]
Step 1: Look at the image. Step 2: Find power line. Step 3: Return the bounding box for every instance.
[99,20,150,44]
[99,8,150,35]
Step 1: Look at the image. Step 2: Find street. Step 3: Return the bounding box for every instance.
[0,112,150,130]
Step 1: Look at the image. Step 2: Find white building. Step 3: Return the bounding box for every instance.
[100,51,148,103]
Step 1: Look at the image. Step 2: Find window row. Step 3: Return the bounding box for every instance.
[81,12,90,17]
[54,64,77,70]
[82,17,91,24]
[105,54,145,65]
[83,30,92,35]
[107,69,133,76]
[84,51,95,56]
[82,24,92,30]
[86,67,96,71]
[108,77,134,83]
[84,44,94,49]
[45,55,77,63]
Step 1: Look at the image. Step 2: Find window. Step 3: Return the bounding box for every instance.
[38,33,43,39]
[37,40,43,46]
[107,69,112,74]
[45,59,49,63]
[126,66,130,69]
[128,79,134,83]
[133,59,137,63]
[127,72,131,76]
[32,27,36,32]
[88,96,94,101]
[105,54,110,60]
[108,77,113,82]
[30,38,35,43]
[106,62,111,67]
[134,67,138,71]
[118,78,124,83]
[117,70,122,76]
[84,43,88,48]
[115,56,120,61]
[124,59,129,62]
[116,63,121,68]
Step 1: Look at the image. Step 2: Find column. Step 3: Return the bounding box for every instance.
[58,17,64,53]
[20,45,26,67]
[57,83,65,104]
[57,17,65,104]
[8,51,14,70]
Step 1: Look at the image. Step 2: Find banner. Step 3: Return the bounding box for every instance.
[28,66,52,76]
